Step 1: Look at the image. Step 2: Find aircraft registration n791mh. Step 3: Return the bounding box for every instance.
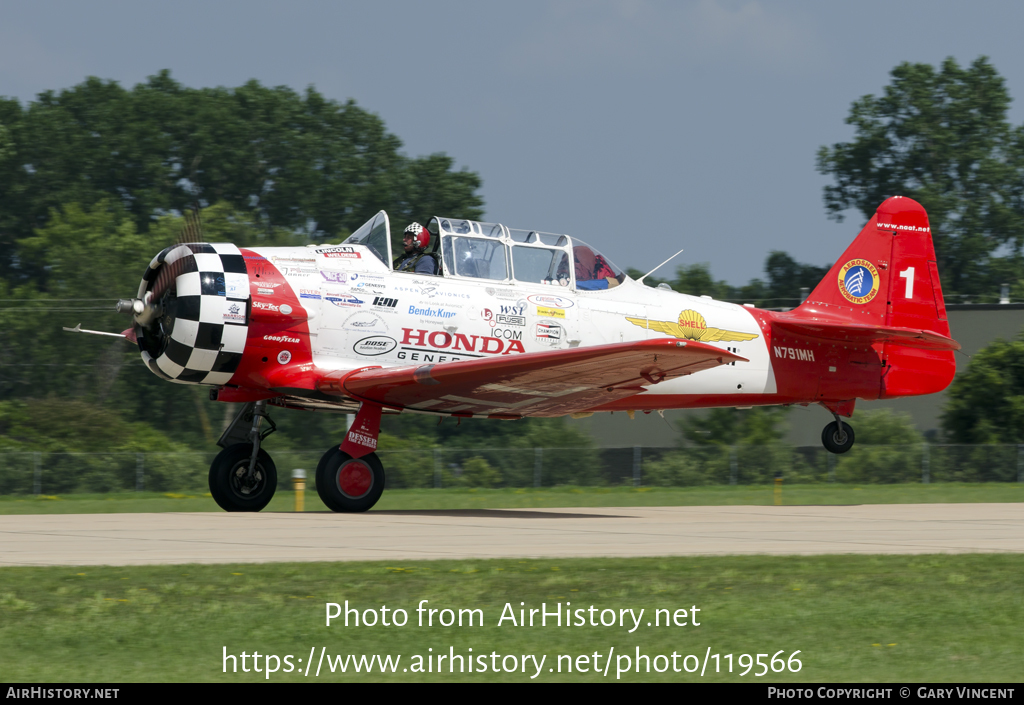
[72,195,959,513]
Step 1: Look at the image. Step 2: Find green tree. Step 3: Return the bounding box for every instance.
[681,407,789,446]
[0,71,484,281]
[942,335,1024,443]
[817,56,1024,299]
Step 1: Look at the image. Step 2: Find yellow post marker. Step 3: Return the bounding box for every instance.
[293,469,306,512]
[774,470,783,506]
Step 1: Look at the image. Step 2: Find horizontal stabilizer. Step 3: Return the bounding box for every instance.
[325,338,746,418]
[773,317,960,351]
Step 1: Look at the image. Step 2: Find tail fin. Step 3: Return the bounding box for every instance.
[797,196,955,397]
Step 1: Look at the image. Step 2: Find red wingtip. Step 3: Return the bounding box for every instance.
[121,328,137,343]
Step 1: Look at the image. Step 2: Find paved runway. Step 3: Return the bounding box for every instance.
[1,503,1022,566]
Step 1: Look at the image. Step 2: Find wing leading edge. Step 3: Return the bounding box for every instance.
[321,339,746,418]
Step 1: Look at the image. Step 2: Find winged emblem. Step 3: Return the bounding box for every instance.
[626,309,759,343]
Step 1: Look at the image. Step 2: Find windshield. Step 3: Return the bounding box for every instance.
[342,211,391,265]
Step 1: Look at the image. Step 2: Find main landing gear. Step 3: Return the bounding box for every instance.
[208,400,387,513]
[209,400,279,512]
[821,412,855,454]
[315,446,386,513]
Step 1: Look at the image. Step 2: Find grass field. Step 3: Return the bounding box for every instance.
[1,554,1021,682]
[0,482,1021,514]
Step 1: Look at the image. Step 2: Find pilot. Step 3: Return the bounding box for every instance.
[573,245,620,290]
[393,223,439,275]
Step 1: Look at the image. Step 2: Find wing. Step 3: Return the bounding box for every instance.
[700,328,760,343]
[626,317,687,338]
[319,339,746,418]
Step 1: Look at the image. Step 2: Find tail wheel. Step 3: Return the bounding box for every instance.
[821,421,855,454]
[209,443,278,512]
[316,446,385,513]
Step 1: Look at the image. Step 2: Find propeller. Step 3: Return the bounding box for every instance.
[116,205,206,332]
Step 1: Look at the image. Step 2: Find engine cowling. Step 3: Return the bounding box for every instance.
[133,243,251,385]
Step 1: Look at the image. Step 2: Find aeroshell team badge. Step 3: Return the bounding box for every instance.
[838,259,881,304]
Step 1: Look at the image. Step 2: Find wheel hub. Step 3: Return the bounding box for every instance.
[231,464,265,497]
[337,460,373,499]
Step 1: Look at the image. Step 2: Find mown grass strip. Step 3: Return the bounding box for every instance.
[1,554,1022,682]
[0,482,1021,514]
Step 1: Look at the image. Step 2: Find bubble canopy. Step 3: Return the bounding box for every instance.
[427,216,627,290]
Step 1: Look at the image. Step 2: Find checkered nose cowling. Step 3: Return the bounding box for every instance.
[134,243,250,385]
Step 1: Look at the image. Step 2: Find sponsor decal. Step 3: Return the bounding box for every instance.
[399,328,525,357]
[353,336,398,356]
[316,246,361,259]
[527,294,574,309]
[277,350,292,365]
[325,294,364,308]
[253,301,280,312]
[344,311,388,331]
[496,314,526,327]
[223,303,246,324]
[500,304,525,316]
[272,256,315,265]
[252,281,283,287]
[372,296,398,309]
[298,288,321,300]
[625,309,759,342]
[536,306,565,319]
[265,334,301,344]
[774,346,815,361]
[492,328,522,340]
[408,304,456,319]
[535,320,563,346]
[280,266,318,277]
[257,287,275,296]
[485,287,521,300]
[350,273,386,291]
[321,270,348,284]
[838,259,881,305]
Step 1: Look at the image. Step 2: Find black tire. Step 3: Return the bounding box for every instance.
[821,421,855,454]
[316,446,385,513]
[208,443,278,512]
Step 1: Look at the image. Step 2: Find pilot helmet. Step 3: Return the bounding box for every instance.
[404,222,429,251]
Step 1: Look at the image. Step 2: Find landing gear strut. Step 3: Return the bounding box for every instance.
[315,401,387,512]
[315,446,386,513]
[209,400,278,511]
[821,413,855,454]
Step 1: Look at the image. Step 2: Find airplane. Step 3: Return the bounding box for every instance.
[72,195,958,513]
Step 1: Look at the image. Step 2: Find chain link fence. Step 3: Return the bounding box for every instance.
[2,444,1024,495]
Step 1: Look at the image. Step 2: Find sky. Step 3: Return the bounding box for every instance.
[3,0,1024,285]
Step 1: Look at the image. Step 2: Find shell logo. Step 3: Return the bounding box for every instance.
[626,309,759,343]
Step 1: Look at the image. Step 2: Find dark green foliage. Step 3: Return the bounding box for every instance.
[628,251,829,310]
[0,71,483,282]
[817,57,1024,299]
[942,334,1024,443]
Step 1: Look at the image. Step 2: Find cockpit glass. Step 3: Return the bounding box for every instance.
[572,238,627,291]
[442,235,509,280]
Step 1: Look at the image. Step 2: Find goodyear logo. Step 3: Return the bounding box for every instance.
[838,259,880,305]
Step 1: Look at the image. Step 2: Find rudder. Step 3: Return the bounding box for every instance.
[802,196,955,397]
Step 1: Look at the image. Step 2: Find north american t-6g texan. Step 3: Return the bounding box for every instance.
[70,195,959,512]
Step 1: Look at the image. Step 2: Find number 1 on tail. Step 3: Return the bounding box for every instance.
[899,267,914,298]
